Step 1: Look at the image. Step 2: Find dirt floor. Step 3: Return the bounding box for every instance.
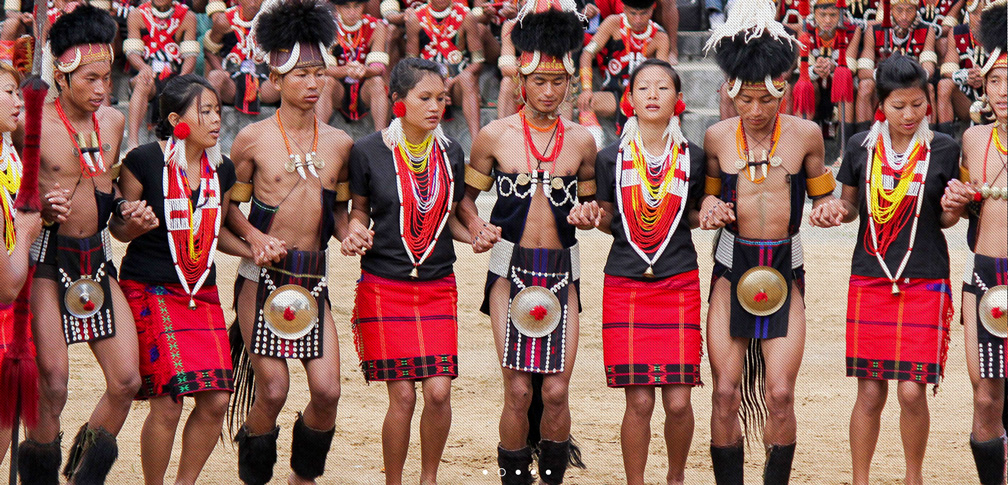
[0,211,982,484]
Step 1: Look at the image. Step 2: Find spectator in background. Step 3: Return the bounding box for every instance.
[204,0,279,115]
[322,0,390,130]
[122,0,199,150]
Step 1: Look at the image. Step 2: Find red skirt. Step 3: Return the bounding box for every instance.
[122,280,233,401]
[845,275,954,385]
[353,271,459,382]
[602,271,703,387]
[0,303,33,361]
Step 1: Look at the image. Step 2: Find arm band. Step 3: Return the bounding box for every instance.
[465,165,494,191]
[919,50,938,65]
[180,40,200,57]
[806,170,837,198]
[498,54,515,69]
[471,6,483,18]
[205,0,226,16]
[335,181,351,202]
[584,40,599,55]
[230,181,253,202]
[108,161,122,181]
[364,51,389,66]
[91,0,111,9]
[380,0,400,17]
[940,62,959,77]
[846,56,857,69]
[705,175,722,196]
[470,51,485,64]
[941,16,958,28]
[857,57,874,70]
[4,0,19,11]
[960,165,971,182]
[202,30,223,55]
[122,38,144,57]
[577,179,596,197]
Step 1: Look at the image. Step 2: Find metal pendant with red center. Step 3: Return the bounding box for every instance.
[263,284,319,340]
[65,278,104,319]
[980,285,1008,339]
[510,285,562,338]
[736,266,788,316]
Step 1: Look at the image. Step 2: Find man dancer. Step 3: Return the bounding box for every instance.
[955,0,1007,482]
[17,5,157,483]
[123,0,199,149]
[225,0,352,483]
[700,0,838,482]
[456,1,597,483]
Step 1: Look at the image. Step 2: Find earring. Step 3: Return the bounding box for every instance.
[173,122,190,140]
[674,98,686,117]
[393,101,406,118]
[619,88,634,118]
[874,108,886,122]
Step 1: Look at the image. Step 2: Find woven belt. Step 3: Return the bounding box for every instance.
[714,230,803,270]
[488,239,580,280]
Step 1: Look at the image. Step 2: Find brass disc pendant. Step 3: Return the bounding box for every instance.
[65,278,105,319]
[769,156,783,167]
[263,284,318,340]
[980,285,1008,339]
[736,266,787,316]
[516,173,531,185]
[285,155,297,173]
[510,286,562,338]
[550,176,565,190]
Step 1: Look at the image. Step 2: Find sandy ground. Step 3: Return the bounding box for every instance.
[0,207,982,484]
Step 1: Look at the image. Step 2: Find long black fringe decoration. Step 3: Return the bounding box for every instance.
[739,338,767,446]
[227,321,255,441]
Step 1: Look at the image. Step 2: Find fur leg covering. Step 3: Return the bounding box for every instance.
[710,439,744,485]
[235,424,279,485]
[497,445,534,485]
[290,413,335,480]
[538,439,573,484]
[763,442,796,485]
[971,434,1007,485]
[17,435,62,485]
[62,423,118,484]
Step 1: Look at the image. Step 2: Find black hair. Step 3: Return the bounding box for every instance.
[329,0,366,5]
[48,5,117,60]
[155,74,219,140]
[510,9,584,60]
[627,58,681,94]
[622,0,658,10]
[979,0,1006,57]
[713,32,797,83]
[255,0,336,54]
[389,57,445,101]
[874,54,928,103]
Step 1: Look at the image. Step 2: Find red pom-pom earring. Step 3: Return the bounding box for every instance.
[173,122,190,140]
[393,101,406,118]
[619,88,634,118]
[674,98,686,117]
[874,109,886,123]
[926,104,933,116]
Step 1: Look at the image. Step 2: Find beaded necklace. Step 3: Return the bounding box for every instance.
[864,125,931,294]
[735,114,782,183]
[519,108,565,189]
[392,129,453,278]
[276,111,323,179]
[616,127,688,277]
[0,132,21,254]
[55,97,106,178]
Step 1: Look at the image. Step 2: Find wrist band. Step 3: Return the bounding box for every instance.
[380,0,400,17]
[919,50,938,65]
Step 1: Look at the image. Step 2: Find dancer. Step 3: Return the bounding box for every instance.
[118,74,249,485]
[226,0,352,482]
[345,57,466,485]
[20,5,156,483]
[817,54,962,485]
[456,0,597,482]
[956,1,1007,482]
[578,58,705,485]
[701,0,838,482]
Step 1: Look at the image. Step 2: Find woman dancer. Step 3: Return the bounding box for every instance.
[814,54,964,485]
[344,57,466,485]
[114,74,249,485]
[570,58,705,485]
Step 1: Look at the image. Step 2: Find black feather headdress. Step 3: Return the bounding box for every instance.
[254,0,336,54]
[704,0,797,96]
[49,5,117,60]
[622,0,659,9]
[510,9,584,61]
[979,0,1006,56]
